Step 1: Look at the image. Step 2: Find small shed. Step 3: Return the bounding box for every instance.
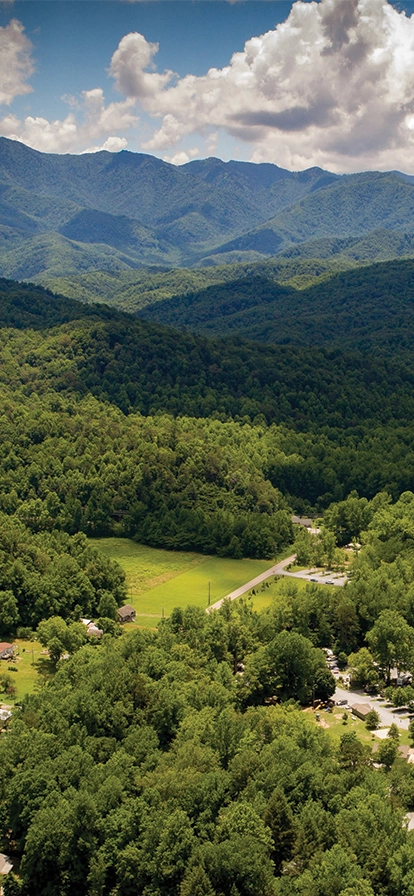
[390,667,413,687]
[117,604,136,624]
[0,643,15,661]
[350,702,373,721]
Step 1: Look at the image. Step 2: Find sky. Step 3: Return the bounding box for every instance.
[1,0,414,173]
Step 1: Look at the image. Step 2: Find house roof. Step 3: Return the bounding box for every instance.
[350,703,373,717]
[291,516,314,527]
[87,624,103,637]
[0,643,13,654]
[117,604,136,618]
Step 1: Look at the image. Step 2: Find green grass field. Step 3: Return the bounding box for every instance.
[0,639,47,705]
[93,538,275,626]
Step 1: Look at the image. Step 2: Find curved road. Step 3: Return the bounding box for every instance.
[206,554,347,613]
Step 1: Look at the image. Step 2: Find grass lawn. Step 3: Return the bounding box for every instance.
[0,639,46,705]
[93,538,276,626]
[307,707,412,750]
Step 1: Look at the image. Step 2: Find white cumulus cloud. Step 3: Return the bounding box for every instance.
[0,19,138,154]
[163,146,200,165]
[108,0,414,173]
[84,136,129,154]
[0,87,138,154]
[0,18,34,105]
[109,32,173,100]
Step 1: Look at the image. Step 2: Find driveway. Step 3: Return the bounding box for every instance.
[206,555,296,612]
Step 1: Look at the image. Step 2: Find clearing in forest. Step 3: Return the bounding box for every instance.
[93,538,272,626]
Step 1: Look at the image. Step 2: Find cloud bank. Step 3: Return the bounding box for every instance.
[109,0,414,172]
[0,85,138,155]
[2,0,414,172]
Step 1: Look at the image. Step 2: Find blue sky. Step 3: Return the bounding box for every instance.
[1,0,414,172]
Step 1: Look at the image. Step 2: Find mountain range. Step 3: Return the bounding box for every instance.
[3,137,414,283]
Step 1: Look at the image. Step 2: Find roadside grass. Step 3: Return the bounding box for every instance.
[287,563,312,572]
[93,538,274,626]
[246,575,326,614]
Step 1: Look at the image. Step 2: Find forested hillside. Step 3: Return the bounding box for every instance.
[4,138,414,279]
[140,258,414,351]
[41,256,361,312]
[4,277,414,525]
[40,243,414,312]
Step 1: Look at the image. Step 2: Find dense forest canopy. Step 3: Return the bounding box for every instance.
[3,278,414,518]
[139,259,414,352]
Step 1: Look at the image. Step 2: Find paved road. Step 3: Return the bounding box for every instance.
[334,683,411,730]
[206,554,347,613]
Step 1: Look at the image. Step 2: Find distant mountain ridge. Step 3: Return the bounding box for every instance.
[3,137,414,280]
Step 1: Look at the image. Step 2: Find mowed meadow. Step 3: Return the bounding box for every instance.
[93,538,276,626]
[1,542,301,702]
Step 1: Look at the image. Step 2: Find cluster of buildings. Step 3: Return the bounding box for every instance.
[81,604,137,639]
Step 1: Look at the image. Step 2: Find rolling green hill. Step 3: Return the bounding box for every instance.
[40,247,414,314]
[140,257,414,352]
[35,257,360,310]
[4,274,414,514]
